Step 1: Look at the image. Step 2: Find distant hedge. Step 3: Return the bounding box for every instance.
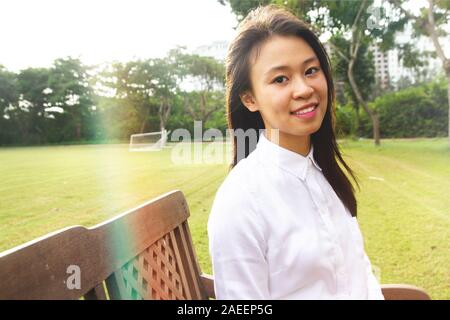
[336,79,448,138]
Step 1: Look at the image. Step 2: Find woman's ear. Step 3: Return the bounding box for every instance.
[239,91,259,112]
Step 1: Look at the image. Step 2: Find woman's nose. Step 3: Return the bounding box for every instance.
[292,77,314,99]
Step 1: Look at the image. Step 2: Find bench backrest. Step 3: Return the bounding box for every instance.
[0,190,209,300]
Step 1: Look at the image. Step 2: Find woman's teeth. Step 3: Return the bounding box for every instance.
[292,105,316,115]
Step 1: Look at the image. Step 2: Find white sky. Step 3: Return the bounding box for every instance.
[0,0,238,71]
[1,0,448,72]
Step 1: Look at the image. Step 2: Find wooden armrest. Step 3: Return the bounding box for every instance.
[381,284,431,300]
[200,273,216,299]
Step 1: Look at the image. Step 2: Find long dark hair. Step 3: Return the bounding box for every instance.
[225,5,359,217]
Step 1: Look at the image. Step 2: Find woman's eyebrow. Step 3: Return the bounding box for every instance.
[263,56,318,76]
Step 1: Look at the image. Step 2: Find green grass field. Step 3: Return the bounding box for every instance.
[0,139,449,299]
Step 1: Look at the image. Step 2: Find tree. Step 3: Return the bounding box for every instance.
[182,90,225,125]
[389,0,450,147]
[331,35,375,137]
[15,67,51,143]
[98,60,150,136]
[0,66,19,144]
[147,55,179,132]
[47,57,95,141]
[1,61,96,144]
[100,55,180,134]
[172,49,226,124]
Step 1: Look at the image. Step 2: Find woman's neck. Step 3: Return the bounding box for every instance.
[264,128,311,157]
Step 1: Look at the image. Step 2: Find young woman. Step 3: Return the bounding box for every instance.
[207,5,384,299]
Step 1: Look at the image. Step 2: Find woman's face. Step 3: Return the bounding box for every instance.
[241,35,328,152]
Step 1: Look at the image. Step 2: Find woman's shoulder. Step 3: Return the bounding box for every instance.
[208,155,267,243]
[217,153,261,198]
[209,154,262,221]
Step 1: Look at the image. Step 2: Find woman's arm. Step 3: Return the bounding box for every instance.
[208,185,270,299]
[363,251,385,300]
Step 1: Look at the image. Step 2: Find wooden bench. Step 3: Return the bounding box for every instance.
[0,190,430,300]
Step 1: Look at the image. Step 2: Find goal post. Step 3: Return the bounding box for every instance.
[129,129,169,152]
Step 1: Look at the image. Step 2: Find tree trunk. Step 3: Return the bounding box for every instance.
[344,0,379,144]
[139,120,146,134]
[74,112,81,140]
[76,122,81,141]
[444,60,450,149]
[348,60,381,146]
[373,113,380,146]
[140,107,150,133]
[200,92,206,120]
[19,119,28,143]
[159,98,171,132]
[159,113,165,133]
[139,121,146,134]
[184,96,196,119]
[425,0,450,148]
[447,73,450,148]
[203,104,222,124]
[353,104,360,137]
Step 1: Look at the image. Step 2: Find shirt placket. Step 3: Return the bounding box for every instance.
[303,161,350,297]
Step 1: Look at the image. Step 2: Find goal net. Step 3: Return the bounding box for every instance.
[129,130,168,152]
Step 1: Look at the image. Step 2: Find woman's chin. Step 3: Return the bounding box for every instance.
[285,118,324,136]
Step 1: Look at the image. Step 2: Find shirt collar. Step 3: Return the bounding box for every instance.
[256,130,322,180]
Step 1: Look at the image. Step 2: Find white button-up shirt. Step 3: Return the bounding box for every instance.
[207,132,384,300]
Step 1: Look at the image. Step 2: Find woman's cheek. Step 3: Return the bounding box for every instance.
[317,76,328,99]
[269,92,290,113]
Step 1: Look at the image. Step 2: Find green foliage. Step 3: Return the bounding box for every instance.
[169,48,225,127]
[0,47,228,146]
[335,103,357,138]
[0,59,97,145]
[331,35,376,103]
[218,0,271,21]
[98,58,179,134]
[0,66,19,144]
[47,58,96,142]
[357,79,448,138]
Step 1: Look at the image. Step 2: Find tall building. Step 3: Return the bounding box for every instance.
[180,41,229,92]
[370,30,445,90]
[370,45,397,89]
[193,41,229,62]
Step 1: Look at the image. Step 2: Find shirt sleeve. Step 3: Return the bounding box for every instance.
[207,183,270,300]
[363,251,385,300]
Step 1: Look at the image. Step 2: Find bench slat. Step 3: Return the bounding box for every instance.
[84,282,108,300]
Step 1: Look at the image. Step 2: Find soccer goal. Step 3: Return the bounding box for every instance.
[129,129,169,152]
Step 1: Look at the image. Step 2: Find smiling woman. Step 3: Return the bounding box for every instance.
[207,5,384,300]
[240,35,328,156]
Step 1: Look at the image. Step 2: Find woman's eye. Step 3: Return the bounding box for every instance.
[306,67,320,76]
[273,76,288,84]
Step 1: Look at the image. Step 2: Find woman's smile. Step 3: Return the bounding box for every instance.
[290,102,319,119]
